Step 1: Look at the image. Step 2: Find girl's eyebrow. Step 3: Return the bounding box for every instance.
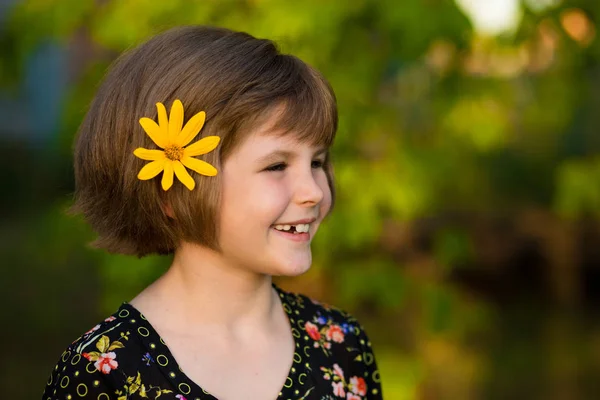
[256,147,328,164]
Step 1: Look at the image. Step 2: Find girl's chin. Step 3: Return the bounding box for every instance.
[272,262,312,277]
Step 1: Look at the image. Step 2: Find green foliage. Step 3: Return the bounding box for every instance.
[6,0,600,398]
[434,227,473,270]
[97,253,170,315]
[555,157,600,218]
[337,258,406,310]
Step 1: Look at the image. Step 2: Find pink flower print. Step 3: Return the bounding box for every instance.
[346,394,361,400]
[333,363,344,378]
[326,325,345,343]
[176,395,187,400]
[325,342,332,349]
[85,324,101,335]
[350,376,367,396]
[332,381,346,397]
[94,352,118,374]
[320,366,332,380]
[305,321,321,341]
[104,316,116,322]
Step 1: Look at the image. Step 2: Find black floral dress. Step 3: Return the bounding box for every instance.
[43,284,383,399]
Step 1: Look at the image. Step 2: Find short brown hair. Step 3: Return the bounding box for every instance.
[70,26,338,257]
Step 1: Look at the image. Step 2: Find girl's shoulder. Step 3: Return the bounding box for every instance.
[275,285,383,399]
[64,303,141,357]
[43,303,168,399]
[276,284,363,327]
[275,284,373,352]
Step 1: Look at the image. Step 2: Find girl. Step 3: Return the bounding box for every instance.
[43,26,382,400]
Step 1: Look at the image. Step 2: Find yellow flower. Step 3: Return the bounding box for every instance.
[133,99,220,191]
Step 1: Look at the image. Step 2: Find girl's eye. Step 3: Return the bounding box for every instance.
[312,160,325,169]
[266,163,287,172]
[265,160,325,172]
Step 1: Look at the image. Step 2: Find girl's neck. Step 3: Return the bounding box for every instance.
[129,242,278,335]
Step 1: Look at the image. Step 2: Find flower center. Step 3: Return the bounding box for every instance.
[164,146,184,161]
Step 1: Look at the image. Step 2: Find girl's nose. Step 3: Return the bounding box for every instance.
[294,168,325,206]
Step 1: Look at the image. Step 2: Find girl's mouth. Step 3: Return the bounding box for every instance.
[271,225,310,242]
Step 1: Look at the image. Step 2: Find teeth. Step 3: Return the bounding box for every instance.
[273,223,310,233]
[296,224,309,233]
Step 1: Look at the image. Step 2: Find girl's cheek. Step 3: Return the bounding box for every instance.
[252,183,289,213]
[262,177,289,197]
[319,178,333,214]
[321,190,332,215]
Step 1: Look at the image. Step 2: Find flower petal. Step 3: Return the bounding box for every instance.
[183,136,220,157]
[176,111,206,147]
[137,160,166,180]
[173,161,195,190]
[181,156,218,176]
[139,118,168,149]
[156,102,168,133]
[133,148,166,161]
[168,100,184,143]
[162,161,174,191]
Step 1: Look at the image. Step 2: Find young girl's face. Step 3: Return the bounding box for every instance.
[218,114,332,277]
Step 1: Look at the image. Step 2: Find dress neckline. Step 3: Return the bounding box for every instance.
[119,283,306,399]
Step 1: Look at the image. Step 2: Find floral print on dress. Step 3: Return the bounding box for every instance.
[43,284,382,399]
[321,363,368,399]
[142,351,155,366]
[115,371,173,400]
[83,315,118,336]
[326,324,345,343]
[82,335,124,374]
[304,311,359,357]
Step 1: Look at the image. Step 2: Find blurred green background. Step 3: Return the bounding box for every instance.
[2,0,600,398]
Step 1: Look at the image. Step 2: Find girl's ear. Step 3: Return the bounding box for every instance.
[162,202,176,219]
